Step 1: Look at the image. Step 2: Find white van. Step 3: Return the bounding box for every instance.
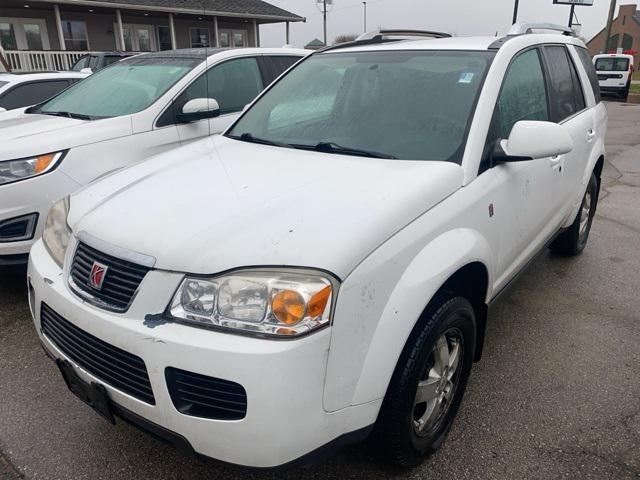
[593,53,635,100]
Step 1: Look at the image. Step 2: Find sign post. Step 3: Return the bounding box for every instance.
[553,0,594,31]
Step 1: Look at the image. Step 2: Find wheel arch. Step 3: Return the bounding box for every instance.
[326,228,494,412]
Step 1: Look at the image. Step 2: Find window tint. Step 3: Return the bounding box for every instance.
[162,57,263,125]
[262,56,300,85]
[544,46,582,122]
[575,47,601,103]
[497,48,548,139]
[567,52,586,112]
[0,80,70,110]
[595,57,630,71]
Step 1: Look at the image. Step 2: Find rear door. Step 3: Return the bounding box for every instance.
[540,45,592,222]
[594,56,631,91]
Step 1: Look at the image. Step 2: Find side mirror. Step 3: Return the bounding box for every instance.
[80,67,93,74]
[176,98,220,123]
[494,120,573,163]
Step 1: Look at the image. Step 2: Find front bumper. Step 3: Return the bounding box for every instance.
[28,240,378,468]
[0,169,81,258]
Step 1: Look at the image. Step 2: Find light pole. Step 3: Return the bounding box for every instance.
[323,0,327,46]
[603,0,617,53]
[362,1,367,32]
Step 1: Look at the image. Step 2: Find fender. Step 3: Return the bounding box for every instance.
[562,136,605,229]
[323,227,493,413]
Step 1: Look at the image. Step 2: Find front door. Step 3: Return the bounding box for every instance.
[118,24,157,51]
[490,47,563,289]
[219,29,249,48]
[161,56,265,144]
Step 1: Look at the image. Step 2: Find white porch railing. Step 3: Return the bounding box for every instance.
[3,50,103,72]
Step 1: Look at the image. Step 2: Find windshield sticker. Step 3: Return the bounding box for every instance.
[459,72,475,84]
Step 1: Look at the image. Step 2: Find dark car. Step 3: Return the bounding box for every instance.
[70,52,134,73]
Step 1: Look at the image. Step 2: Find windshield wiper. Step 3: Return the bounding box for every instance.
[41,111,93,121]
[297,142,397,159]
[230,132,293,149]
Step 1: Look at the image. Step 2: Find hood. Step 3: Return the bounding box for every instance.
[69,136,463,279]
[0,110,132,160]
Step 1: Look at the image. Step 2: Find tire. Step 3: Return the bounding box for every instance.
[376,297,476,467]
[549,172,598,256]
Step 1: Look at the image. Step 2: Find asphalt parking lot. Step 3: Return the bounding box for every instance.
[1,101,639,480]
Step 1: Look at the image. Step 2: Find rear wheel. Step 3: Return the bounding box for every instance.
[550,172,598,255]
[376,297,475,467]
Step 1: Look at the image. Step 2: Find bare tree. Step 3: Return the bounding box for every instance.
[333,34,358,45]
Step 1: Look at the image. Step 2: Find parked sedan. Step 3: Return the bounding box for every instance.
[0,71,87,111]
[0,47,307,265]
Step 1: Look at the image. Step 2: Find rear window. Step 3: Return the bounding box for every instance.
[595,57,630,72]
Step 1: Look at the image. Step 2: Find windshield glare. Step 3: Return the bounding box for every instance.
[595,57,630,72]
[228,50,493,162]
[36,57,199,118]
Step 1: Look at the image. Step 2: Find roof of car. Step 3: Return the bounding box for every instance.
[131,47,309,62]
[318,33,584,54]
[0,71,87,83]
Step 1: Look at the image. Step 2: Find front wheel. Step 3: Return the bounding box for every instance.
[550,172,598,255]
[376,297,476,467]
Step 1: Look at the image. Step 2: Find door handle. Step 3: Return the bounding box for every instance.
[549,155,562,171]
[587,129,596,141]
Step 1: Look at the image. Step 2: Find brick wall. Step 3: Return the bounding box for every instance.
[587,4,640,66]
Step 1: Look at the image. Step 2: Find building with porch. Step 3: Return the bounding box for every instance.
[0,0,304,71]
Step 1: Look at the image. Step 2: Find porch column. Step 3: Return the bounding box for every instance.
[286,22,290,45]
[54,4,66,50]
[253,20,259,47]
[168,13,177,49]
[116,9,125,51]
[213,16,219,47]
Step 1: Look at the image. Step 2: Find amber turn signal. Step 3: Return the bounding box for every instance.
[308,285,331,318]
[34,153,58,174]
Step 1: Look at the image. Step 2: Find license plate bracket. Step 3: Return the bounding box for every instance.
[56,359,115,424]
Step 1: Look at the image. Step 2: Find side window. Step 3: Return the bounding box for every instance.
[71,55,90,71]
[567,51,586,112]
[543,46,582,122]
[262,56,300,85]
[575,48,601,103]
[159,57,263,126]
[0,81,70,110]
[497,48,549,139]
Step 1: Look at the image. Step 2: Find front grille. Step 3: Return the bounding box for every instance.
[165,367,247,420]
[0,213,38,242]
[70,242,150,312]
[41,303,155,404]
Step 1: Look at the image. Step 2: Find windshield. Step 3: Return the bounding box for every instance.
[33,56,200,119]
[595,57,630,72]
[227,50,493,162]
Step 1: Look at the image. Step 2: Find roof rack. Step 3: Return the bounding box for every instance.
[356,29,452,41]
[318,28,451,53]
[508,23,575,36]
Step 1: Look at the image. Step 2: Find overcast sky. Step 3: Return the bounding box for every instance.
[258,0,637,48]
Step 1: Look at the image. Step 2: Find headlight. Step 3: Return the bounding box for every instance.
[170,269,337,337]
[42,197,71,267]
[0,151,65,186]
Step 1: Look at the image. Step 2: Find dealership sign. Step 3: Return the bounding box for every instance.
[553,0,594,5]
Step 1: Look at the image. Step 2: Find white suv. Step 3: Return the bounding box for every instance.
[28,25,607,468]
[0,48,306,266]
